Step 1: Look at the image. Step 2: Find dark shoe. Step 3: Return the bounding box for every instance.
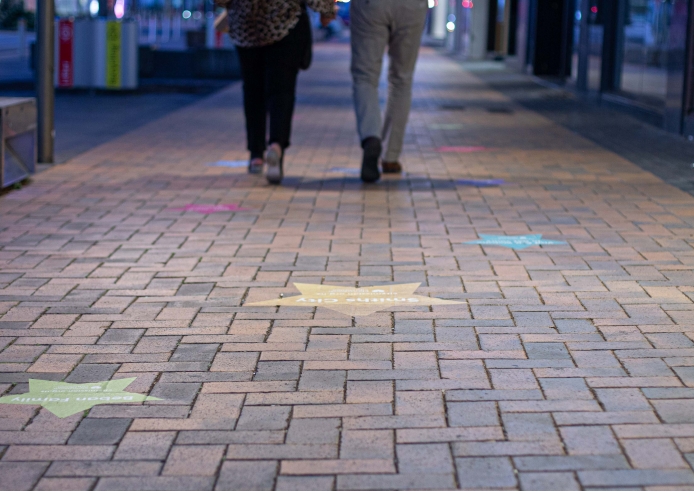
[361,137,381,183]
[265,144,283,185]
[381,161,402,174]
[248,157,263,174]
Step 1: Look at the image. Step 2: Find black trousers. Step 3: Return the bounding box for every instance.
[236,26,301,160]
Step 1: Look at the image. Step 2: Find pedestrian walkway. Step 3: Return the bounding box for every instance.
[2,43,694,490]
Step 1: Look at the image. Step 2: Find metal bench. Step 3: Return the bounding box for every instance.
[0,97,36,189]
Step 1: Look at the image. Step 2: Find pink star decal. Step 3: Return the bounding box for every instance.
[170,204,250,213]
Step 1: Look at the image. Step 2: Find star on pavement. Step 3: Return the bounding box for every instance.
[0,378,160,418]
[246,283,463,317]
[464,234,567,250]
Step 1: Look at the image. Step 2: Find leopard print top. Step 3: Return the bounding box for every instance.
[222,0,334,48]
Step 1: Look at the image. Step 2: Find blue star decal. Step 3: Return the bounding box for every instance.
[464,234,567,250]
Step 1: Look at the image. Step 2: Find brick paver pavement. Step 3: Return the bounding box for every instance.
[2,43,694,490]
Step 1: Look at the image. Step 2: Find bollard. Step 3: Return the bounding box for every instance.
[18,19,27,59]
[161,14,170,43]
[148,14,156,44]
[173,13,181,39]
[36,0,54,164]
[205,12,214,48]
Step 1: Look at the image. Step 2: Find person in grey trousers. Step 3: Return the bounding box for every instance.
[350,0,428,182]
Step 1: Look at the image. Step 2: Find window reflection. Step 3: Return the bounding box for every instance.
[619,0,672,107]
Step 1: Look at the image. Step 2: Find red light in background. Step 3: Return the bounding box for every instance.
[590,5,598,13]
[462,0,473,8]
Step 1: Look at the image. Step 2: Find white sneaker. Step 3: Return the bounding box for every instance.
[264,144,283,185]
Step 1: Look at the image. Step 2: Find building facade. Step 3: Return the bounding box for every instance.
[431,0,694,137]
[519,0,694,136]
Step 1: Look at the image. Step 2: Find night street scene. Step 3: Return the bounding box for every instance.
[2,0,694,490]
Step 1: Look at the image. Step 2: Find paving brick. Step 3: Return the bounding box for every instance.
[280,459,395,475]
[227,443,337,459]
[447,401,499,426]
[190,393,244,419]
[456,457,517,488]
[45,460,162,477]
[286,417,340,445]
[502,412,559,442]
[396,427,503,443]
[452,440,565,457]
[236,406,291,430]
[95,477,215,490]
[539,377,593,399]
[27,354,82,373]
[215,461,277,490]
[114,431,176,460]
[578,469,694,487]
[298,370,346,391]
[275,476,335,491]
[35,478,97,490]
[513,454,631,471]
[341,430,394,460]
[623,438,689,469]
[518,472,580,491]
[3,445,115,461]
[176,430,284,445]
[595,388,653,411]
[336,473,456,490]
[347,381,393,404]
[653,399,694,423]
[294,404,392,419]
[560,426,621,455]
[0,462,48,490]
[396,391,444,416]
[149,382,200,405]
[396,443,454,474]
[67,418,131,445]
[162,445,225,476]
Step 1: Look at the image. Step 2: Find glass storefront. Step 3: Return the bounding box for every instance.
[520,0,691,134]
[617,0,672,108]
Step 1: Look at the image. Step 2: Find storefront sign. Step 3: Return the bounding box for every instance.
[58,19,74,87]
[247,283,462,317]
[105,21,121,89]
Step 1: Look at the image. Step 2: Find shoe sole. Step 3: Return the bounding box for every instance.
[361,145,381,183]
[265,148,283,185]
[381,167,402,174]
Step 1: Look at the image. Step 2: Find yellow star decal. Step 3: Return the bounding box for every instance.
[0,378,160,418]
[246,283,462,317]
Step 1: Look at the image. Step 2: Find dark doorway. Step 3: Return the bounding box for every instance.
[533,0,571,75]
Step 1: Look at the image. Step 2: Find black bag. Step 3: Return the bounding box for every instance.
[297,2,313,70]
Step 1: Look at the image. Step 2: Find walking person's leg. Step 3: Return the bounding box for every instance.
[381,0,427,172]
[236,46,268,174]
[350,0,389,182]
[263,23,303,185]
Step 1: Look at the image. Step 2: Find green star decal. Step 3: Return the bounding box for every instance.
[0,378,160,418]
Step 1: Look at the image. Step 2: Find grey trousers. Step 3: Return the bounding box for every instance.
[350,0,428,162]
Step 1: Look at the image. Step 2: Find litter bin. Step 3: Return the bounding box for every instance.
[55,18,138,89]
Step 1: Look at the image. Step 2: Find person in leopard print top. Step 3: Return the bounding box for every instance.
[219,0,335,184]
[221,0,335,48]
